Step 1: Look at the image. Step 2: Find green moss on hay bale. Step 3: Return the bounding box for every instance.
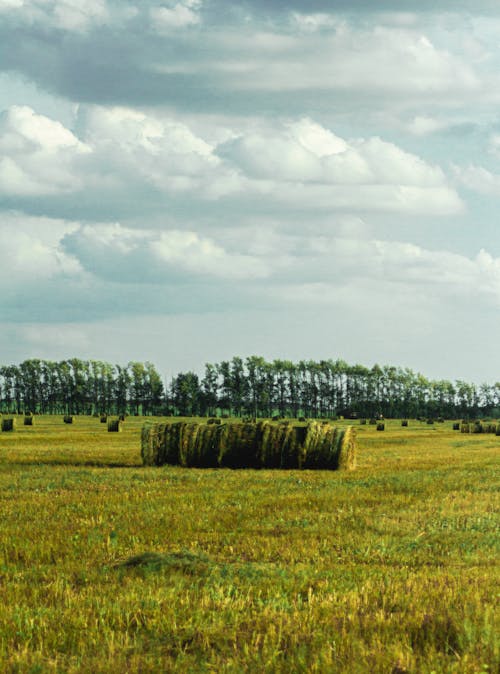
[1,418,16,432]
[23,415,34,426]
[107,419,123,432]
[376,422,385,431]
[63,415,74,424]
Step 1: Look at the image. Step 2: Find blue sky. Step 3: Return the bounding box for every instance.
[0,0,499,382]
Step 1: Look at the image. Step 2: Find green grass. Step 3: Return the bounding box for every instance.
[0,416,498,673]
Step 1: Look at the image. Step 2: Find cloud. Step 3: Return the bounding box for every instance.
[0,212,82,283]
[0,105,89,195]
[62,222,274,281]
[150,1,202,31]
[0,0,109,32]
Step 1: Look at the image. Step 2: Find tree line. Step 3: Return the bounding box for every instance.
[0,357,499,419]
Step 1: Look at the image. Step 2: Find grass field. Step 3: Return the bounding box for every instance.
[0,416,498,673]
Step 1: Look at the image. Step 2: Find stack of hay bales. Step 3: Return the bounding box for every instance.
[1,418,16,432]
[141,420,356,471]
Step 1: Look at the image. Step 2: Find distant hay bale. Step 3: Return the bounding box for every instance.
[107,419,123,432]
[471,421,483,434]
[369,418,377,425]
[1,418,16,432]
[359,418,367,425]
[496,424,500,436]
[376,422,385,431]
[119,414,126,422]
[63,415,74,424]
[298,416,307,422]
[426,419,434,425]
[460,423,469,433]
[23,415,34,426]
[437,417,445,423]
[401,419,408,427]
[452,423,460,431]
[100,415,107,423]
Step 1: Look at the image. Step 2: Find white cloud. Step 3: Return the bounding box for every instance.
[63,222,274,281]
[454,164,500,196]
[0,0,109,31]
[150,1,202,31]
[0,106,89,195]
[407,115,450,136]
[0,212,82,282]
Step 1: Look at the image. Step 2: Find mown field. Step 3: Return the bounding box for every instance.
[0,416,498,673]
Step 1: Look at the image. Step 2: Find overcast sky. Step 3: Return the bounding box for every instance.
[1,0,499,383]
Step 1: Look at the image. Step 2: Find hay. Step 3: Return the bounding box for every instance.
[452,423,460,431]
[471,422,483,434]
[1,418,16,432]
[376,422,385,431]
[359,418,367,425]
[369,418,377,425]
[401,419,408,427]
[108,419,123,432]
[100,415,107,423]
[460,423,469,433]
[141,421,357,470]
[23,415,34,426]
[63,415,74,424]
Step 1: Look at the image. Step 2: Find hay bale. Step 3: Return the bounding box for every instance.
[359,418,367,425]
[119,414,126,422]
[100,415,107,423]
[23,415,34,426]
[471,421,483,434]
[63,415,74,424]
[452,423,460,431]
[401,419,408,427]
[460,423,469,433]
[1,418,16,432]
[369,418,377,425]
[218,422,261,468]
[298,416,307,422]
[376,422,385,431]
[496,424,500,436]
[336,426,357,470]
[426,419,434,425]
[107,419,123,432]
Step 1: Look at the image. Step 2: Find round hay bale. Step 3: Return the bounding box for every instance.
[1,418,16,432]
[100,415,107,423]
[359,418,367,425]
[23,415,34,426]
[376,422,385,431]
[401,419,408,427]
[369,418,377,425]
[63,415,74,424]
[460,423,470,433]
[107,419,123,432]
[452,423,460,431]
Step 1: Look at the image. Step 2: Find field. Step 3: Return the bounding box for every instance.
[0,416,498,673]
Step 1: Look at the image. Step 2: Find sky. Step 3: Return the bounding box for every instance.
[0,0,499,383]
